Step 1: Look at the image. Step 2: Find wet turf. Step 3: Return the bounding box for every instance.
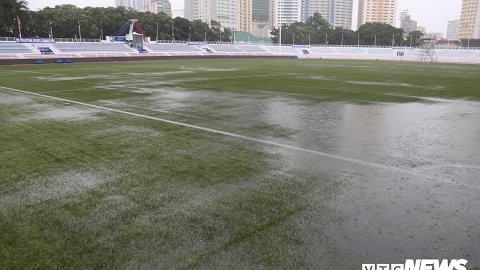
[0,59,479,269]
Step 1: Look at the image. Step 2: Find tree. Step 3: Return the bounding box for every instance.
[330,27,356,45]
[306,12,332,44]
[0,0,31,37]
[357,22,404,46]
[404,30,423,47]
[173,16,191,41]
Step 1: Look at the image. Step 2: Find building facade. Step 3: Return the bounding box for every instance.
[238,0,253,32]
[357,0,397,28]
[252,0,270,38]
[270,0,303,27]
[116,0,170,13]
[399,9,417,35]
[447,19,460,39]
[184,0,212,24]
[185,0,250,31]
[459,0,480,39]
[305,0,353,29]
[148,0,172,16]
[115,0,134,9]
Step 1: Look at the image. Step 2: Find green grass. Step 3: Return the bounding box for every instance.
[0,59,479,269]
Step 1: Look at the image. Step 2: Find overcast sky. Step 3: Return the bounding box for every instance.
[27,0,461,34]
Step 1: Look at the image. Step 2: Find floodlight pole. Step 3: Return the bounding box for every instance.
[49,21,53,39]
[278,0,282,47]
[292,32,295,45]
[341,34,344,46]
[156,23,159,42]
[357,34,360,46]
[78,20,82,42]
[374,34,376,46]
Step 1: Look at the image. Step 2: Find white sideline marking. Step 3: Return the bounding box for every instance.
[0,85,451,182]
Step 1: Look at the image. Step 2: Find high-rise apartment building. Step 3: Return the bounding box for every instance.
[211,0,238,29]
[447,20,460,39]
[116,0,160,12]
[238,0,253,32]
[357,0,397,28]
[184,0,212,25]
[185,0,250,31]
[115,0,134,9]
[305,0,353,29]
[459,0,480,39]
[399,9,417,35]
[252,0,270,38]
[149,0,172,16]
[270,0,302,27]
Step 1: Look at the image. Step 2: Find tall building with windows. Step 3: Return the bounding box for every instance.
[270,0,302,27]
[357,0,397,28]
[459,0,480,39]
[399,10,417,35]
[184,0,212,24]
[149,0,172,16]
[305,0,353,29]
[116,0,156,12]
[238,0,253,32]
[252,0,270,38]
[447,20,460,39]
[115,0,134,9]
[185,0,250,31]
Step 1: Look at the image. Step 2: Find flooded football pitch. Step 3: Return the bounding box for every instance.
[0,59,479,268]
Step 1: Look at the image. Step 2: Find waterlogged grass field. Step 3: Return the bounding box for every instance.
[1,59,480,269]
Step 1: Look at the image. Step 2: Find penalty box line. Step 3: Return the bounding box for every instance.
[0,85,448,183]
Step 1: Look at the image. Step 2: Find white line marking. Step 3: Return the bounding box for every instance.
[39,87,94,94]
[0,85,451,182]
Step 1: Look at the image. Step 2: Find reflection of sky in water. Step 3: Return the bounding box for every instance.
[113,88,480,265]
[263,98,480,172]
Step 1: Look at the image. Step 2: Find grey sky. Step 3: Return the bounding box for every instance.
[27,0,462,34]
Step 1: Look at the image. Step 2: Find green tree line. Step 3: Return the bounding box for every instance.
[271,12,424,46]
[1,0,423,46]
[1,2,232,42]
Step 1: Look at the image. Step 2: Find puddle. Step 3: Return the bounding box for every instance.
[0,167,117,209]
[16,103,99,122]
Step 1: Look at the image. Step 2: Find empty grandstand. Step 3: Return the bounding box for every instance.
[144,43,204,54]
[0,40,480,64]
[54,43,135,53]
[0,43,32,53]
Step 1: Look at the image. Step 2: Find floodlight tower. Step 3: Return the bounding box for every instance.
[418,37,437,62]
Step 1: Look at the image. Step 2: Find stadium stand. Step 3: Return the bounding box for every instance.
[236,45,268,53]
[204,44,244,53]
[263,46,301,54]
[54,43,135,53]
[0,42,33,53]
[144,43,203,53]
[1,39,480,64]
